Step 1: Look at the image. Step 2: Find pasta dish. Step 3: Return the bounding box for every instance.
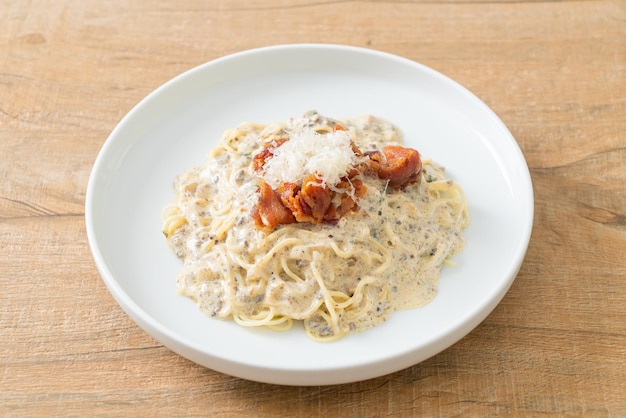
[162,111,468,341]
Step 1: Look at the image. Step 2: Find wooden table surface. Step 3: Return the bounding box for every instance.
[2,0,625,416]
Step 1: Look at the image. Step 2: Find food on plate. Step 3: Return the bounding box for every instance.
[162,110,468,341]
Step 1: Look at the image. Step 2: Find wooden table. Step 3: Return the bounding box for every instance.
[2,0,624,415]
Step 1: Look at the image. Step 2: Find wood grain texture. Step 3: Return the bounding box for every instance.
[1,0,624,416]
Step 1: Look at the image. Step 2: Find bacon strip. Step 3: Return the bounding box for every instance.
[366,145,422,188]
[251,179,295,231]
[276,175,366,226]
[251,137,289,172]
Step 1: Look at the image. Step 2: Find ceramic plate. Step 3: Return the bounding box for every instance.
[86,44,533,386]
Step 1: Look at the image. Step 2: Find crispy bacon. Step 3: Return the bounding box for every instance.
[283,176,330,223]
[325,178,366,221]
[366,145,422,188]
[251,137,289,172]
[299,175,332,222]
[277,182,310,223]
[251,179,295,231]
[269,175,367,228]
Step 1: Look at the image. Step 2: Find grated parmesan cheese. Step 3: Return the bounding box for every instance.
[262,129,361,188]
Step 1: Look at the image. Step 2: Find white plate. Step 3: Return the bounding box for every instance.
[86,44,533,386]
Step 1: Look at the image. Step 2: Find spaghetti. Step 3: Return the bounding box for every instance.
[162,111,468,341]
